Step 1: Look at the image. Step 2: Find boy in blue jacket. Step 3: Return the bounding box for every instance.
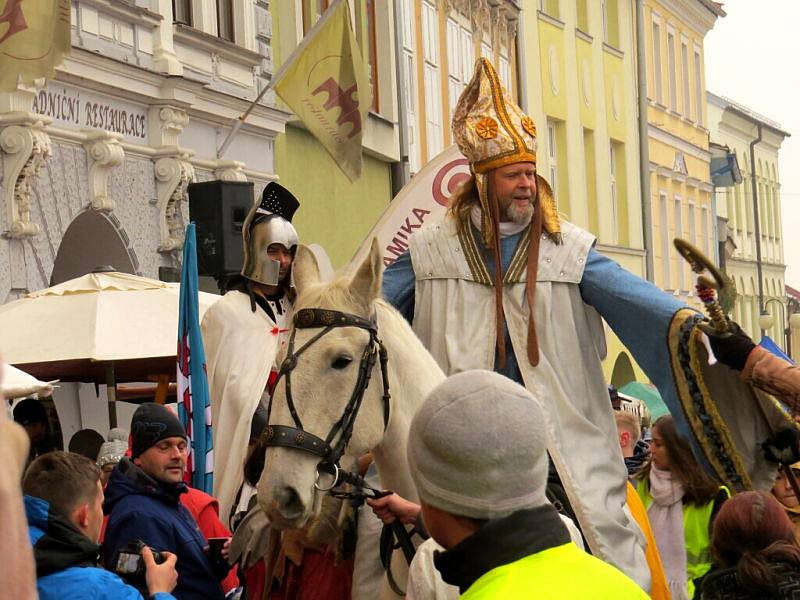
[104,403,228,600]
[23,450,178,600]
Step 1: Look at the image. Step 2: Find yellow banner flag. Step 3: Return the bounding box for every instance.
[0,0,71,92]
[273,0,372,182]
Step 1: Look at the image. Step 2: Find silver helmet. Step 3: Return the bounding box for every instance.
[241,182,300,286]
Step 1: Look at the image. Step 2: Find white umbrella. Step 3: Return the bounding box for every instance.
[0,364,54,399]
[0,271,221,383]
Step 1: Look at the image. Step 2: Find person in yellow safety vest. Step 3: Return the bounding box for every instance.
[627,482,672,600]
[636,415,730,600]
[407,370,650,599]
[614,409,671,598]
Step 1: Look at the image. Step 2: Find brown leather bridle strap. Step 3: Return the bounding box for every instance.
[525,187,544,367]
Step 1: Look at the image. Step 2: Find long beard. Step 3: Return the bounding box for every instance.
[505,201,534,225]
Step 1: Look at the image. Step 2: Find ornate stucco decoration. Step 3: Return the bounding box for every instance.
[213,159,247,182]
[155,106,190,147]
[443,0,471,14]
[472,0,492,35]
[83,131,125,212]
[155,153,195,253]
[0,114,52,238]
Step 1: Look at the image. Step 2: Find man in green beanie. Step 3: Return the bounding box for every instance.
[407,370,648,599]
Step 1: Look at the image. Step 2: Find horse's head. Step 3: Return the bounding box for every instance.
[259,240,388,528]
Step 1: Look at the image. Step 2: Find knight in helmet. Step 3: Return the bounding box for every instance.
[202,182,300,523]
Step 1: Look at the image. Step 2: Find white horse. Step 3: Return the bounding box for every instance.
[258,240,446,599]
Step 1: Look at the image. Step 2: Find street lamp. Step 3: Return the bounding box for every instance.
[760,297,798,359]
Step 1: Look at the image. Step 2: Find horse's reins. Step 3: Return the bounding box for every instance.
[263,307,417,588]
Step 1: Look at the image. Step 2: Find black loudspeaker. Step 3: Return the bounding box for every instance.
[188,180,254,278]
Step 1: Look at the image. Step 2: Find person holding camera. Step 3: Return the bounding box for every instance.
[22,451,178,600]
[104,403,228,600]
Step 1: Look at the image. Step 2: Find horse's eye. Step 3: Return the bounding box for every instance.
[331,355,353,370]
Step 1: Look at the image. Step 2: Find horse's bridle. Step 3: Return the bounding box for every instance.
[263,307,416,591]
[264,307,391,491]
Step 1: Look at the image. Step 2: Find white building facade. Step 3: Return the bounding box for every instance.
[1,0,289,443]
[1,0,288,300]
[707,92,790,347]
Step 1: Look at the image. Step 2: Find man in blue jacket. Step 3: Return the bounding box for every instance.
[104,403,228,600]
[23,450,178,600]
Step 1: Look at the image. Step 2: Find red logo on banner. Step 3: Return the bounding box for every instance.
[432,158,470,207]
[311,77,362,139]
[0,0,27,45]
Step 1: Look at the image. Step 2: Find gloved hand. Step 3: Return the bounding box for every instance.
[228,502,271,569]
[763,428,800,466]
[706,320,756,372]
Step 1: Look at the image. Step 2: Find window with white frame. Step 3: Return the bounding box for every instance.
[674,197,684,290]
[694,49,703,125]
[302,0,329,34]
[481,33,492,62]
[365,0,379,112]
[602,0,619,47]
[660,193,670,287]
[610,142,619,245]
[701,205,710,257]
[577,0,589,33]
[667,30,677,111]
[681,40,690,119]
[401,0,419,173]
[217,0,234,41]
[173,0,191,25]
[422,0,443,159]
[652,21,663,103]
[601,0,607,41]
[688,200,696,249]
[498,50,511,89]
[547,121,558,198]
[446,14,474,115]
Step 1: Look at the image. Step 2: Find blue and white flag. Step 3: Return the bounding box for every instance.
[177,223,214,493]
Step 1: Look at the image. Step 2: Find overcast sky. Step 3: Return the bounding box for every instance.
[704,0,799,288]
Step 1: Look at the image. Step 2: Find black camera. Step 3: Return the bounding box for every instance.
[112,540,165,593]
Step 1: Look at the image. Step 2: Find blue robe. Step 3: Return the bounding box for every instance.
[383,225,791,493]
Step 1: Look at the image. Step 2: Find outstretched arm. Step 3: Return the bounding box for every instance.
[580,248,792,492]
[579,248,686,380]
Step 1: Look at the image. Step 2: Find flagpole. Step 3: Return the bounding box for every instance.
[215,0,348,159]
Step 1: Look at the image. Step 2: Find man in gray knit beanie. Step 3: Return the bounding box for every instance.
[408,369,549,522]
[407,370,647,599]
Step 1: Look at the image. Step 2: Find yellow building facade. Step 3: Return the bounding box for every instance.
[519,0,646,385]
[707,93,791,349]
[398,0,521,174]
[643,0,723,305]
[270,1,401,266]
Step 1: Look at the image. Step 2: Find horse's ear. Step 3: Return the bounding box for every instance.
[351,238,382,303]
[292,245,321,295]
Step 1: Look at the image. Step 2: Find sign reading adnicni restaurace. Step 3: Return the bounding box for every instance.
[32,83,149,144]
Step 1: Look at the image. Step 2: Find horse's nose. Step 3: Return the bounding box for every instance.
[276,486,305,520]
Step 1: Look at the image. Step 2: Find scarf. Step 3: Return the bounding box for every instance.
[648,466,689,600]
[470,205,530,239]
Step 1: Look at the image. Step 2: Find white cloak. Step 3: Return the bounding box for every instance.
[408,219,651,591]
[202,290,283,523]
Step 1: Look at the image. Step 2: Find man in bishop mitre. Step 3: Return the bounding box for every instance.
[383,58,796,593]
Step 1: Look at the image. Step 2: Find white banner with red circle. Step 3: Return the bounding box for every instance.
[350,145,470,269]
